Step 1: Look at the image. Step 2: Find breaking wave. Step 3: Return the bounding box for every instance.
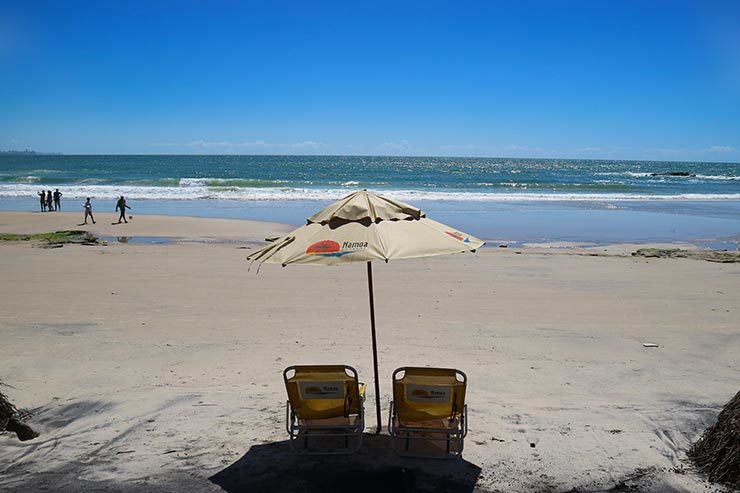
[1,183,739,202]
[596,171,738,180]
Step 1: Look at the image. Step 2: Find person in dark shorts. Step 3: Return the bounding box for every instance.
[83,197,95,224]
[46,190,53,212]
[38,190,46,212]
[115,196,131,224]
[53,189,62,211]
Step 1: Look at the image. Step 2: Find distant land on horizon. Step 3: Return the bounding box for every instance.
[0,149,63,156]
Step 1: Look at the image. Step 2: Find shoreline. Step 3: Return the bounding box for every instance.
[0,211,723,254]
[2,198,740,249]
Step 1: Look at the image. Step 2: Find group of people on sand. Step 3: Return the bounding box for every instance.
[37,189,63,212]
[35,192,131,225]
[81,196,132,225]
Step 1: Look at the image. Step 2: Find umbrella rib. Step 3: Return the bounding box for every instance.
[310,192,355,224]
[364,193,391,258]
[365,191,377,222]
[370,223,390,260]
[250,236,296,271]
[249,237,289,261]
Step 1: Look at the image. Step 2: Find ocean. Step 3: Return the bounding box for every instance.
[1,155,739,246]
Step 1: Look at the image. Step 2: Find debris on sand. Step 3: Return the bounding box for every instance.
[631,248,740,263]
[0,230,98,247]
[689,390,740,488]
[0,382,39,441]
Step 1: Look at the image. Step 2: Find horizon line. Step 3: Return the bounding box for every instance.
[1,151,739,165]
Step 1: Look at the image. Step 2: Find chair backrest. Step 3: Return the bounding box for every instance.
[392,367,466,422]
[284,365,362,420]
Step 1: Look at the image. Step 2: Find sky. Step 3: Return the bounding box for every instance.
[1,0,739,161]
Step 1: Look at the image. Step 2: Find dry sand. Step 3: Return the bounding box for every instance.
[0,212,738,492]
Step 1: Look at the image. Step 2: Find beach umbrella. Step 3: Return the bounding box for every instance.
[247,190,484,432]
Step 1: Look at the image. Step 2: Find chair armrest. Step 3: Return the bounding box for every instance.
[285,400,294,435]
[462,404,468,437]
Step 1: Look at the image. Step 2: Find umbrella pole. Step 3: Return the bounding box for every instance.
[367,261,382,434]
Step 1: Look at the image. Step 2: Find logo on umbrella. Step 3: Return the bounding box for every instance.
[306,240,353,257]
[445,231,471,243]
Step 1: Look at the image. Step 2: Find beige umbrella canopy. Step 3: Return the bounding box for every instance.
[248,190,484,431]
[249,190,484,266]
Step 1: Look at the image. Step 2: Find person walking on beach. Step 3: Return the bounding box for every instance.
[46,190,53,212]
[115,196,131,223]
[83,197,95,224]
[38,190,46,212]
[53,189,62,211]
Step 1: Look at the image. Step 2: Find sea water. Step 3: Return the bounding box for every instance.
[1,155,739,245]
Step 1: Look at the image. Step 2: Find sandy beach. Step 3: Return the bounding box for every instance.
[0,211,738,492]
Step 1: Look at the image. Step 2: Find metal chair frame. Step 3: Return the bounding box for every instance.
[284,365,365,455]
[388,367,468,459]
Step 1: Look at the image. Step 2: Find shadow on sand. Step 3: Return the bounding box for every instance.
[210,434,482,493]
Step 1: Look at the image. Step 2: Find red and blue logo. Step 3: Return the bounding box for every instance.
[306,240,369,257]
[306,240,352,257]
[445,231,472,243]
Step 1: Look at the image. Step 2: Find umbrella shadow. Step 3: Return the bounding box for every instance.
[209,434,482,493]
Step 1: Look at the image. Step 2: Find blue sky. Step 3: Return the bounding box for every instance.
[1,1,739,161]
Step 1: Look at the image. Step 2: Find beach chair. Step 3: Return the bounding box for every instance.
[283,365,366,454]
[388,367,468,459]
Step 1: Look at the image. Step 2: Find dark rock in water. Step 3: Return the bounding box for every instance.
[649,172,695,177]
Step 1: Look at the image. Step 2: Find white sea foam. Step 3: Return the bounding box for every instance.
[695,174,739,181]
[594,172,654,178]
[596,171,738,180]
[1,183,739,202]
[178,178,208,187]
[18,176,41,183]
[178,177,288,187]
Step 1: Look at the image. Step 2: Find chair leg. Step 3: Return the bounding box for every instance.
[406,432,410,452]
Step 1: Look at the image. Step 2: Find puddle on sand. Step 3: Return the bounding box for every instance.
[100,235,176,245]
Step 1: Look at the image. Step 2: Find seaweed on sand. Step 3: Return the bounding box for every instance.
[689,390,740,488]
[0,230,98,246]
[0,381,39,441]
[631,248,740,263]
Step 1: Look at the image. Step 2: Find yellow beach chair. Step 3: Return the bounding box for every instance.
[283,365,366,454]
[388,367,468,458]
